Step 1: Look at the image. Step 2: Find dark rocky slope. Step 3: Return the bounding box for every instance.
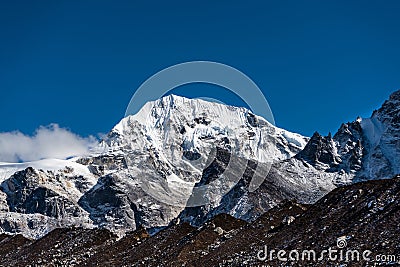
[1,176,399,266]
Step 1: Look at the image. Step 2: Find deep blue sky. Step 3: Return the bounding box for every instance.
[1,0,399,137]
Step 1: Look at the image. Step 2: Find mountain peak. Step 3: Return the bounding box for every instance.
[372,89,400,125]
[295,131,339,166]
[110,93,308,165]
[150,94,250,116]
[389,89,400,101]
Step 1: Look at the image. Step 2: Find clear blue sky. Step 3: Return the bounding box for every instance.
[1,0,399,137]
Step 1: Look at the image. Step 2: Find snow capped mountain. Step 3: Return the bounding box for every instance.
[0,159,97,239]
[0,91,399,238]
[87,95,312,229]
[295,90,400,185]
[107,94,308,163]
[358,90,400,180]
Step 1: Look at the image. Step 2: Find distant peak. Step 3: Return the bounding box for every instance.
[158,94,226,106]
[389,90,400,101]
[157,94,185,103]
[375,90,400,120]
[296,131,339,166]
[149,94,248,114]
[161,94,182,101]
[311,131,322,138]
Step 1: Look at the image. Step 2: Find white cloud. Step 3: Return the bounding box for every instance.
[0,124,98,162]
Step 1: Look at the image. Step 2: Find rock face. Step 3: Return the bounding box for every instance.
[0,165,95,238]
[295,90,400,185]
[296,132,341,166]
[2,168,84,218]
[0,91,399,239]
[178,149,332,226]
[78,174,137,231]
[357,90,400,180]
[332,120,364,172]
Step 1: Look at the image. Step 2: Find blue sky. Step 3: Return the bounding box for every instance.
[1,0,399,137]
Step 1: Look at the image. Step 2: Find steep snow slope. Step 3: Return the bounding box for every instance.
[109,94,308,163]
[0,159,93,181]
[358,90,400,179]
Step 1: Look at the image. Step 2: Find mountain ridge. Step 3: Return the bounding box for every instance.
[0,90,399,238]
